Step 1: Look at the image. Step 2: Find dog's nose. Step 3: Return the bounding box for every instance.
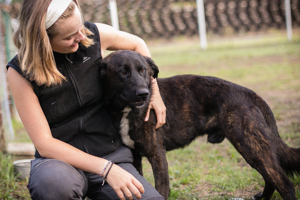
[136,89,149,100]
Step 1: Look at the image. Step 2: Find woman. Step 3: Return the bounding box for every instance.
[7,0,166,199]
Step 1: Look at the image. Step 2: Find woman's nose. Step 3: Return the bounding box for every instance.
[76,30,85,42]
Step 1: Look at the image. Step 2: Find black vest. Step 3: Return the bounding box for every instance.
[7,22,122,158]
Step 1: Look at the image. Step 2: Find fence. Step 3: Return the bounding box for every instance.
[6,0,300,39]
[79,0,300,39]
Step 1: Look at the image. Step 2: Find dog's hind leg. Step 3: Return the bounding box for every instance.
[253,180,275,200]
[230,138,296,200]
[250,160,295,200]
[223,108,296,200]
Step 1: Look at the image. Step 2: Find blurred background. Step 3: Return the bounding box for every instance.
[0,0,299,199]
[3,0,300,38]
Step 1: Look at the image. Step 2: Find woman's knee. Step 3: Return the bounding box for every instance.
[28,159,87,200]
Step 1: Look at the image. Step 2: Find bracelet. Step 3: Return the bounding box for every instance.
[102,163,114,186]
[100,160,111,177]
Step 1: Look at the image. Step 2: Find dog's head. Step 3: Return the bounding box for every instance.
[100,50,159,108]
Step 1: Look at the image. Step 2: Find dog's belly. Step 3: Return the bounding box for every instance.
[120,107,135,148]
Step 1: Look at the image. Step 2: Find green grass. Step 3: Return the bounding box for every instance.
[2,30,300,199]
[0,152,30,200]
[0,153,17,199]
[11,119,31,143]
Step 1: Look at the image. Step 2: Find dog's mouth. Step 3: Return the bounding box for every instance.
[120,94,146,108]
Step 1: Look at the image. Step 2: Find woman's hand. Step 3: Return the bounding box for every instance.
[145,78,166,129]
[106,164,144,200]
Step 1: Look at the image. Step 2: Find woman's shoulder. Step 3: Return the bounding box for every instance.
[84,21,100,41]
[84,21,96,31]
[6,55,24,76]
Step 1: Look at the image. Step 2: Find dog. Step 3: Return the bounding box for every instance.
[100,50,300,200]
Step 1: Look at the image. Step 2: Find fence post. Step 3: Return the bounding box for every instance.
[0,8,6,152]
[196,0,207,50]
[0,102,6,152]
[3,10,12,60]
[284,0,293,42]
[109,0,119,30]
[0,9,15,145]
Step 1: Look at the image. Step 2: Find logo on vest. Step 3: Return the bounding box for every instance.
[83,57,91,63]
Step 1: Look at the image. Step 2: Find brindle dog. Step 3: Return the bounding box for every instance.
[100,50,300,200]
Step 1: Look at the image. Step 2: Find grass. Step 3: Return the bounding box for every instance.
[0,153,30,200]
[0,153,17,199]
[11,119,31,143]
[2,29,300,199]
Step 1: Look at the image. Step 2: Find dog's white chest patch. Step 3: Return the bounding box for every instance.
[120,107,135,148]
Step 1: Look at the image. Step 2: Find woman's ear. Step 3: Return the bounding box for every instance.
[144,56,159,78]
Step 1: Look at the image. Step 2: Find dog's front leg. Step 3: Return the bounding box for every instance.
[132,149,143,176]
[148,147,170,200]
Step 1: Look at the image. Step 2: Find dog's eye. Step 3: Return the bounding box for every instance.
[140,69,145,74]
[121,69,128,76]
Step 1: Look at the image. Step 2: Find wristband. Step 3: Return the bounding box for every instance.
[102,163,114,186]
[100,160,111,177]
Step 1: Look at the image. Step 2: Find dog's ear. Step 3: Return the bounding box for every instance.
[144,56,159,78]
[99,59,108,77]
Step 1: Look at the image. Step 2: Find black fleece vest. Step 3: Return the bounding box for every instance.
[7,22,122,158]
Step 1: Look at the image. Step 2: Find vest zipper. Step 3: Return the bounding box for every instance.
[64,55,84,107]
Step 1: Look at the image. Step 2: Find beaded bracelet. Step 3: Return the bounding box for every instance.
[100,160,112,177]
[102,162,114,186]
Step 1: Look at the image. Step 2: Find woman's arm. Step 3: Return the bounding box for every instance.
[144,78,166,129]
[96,23,166,128]
[7,68,144,200]
[96,23,150,57]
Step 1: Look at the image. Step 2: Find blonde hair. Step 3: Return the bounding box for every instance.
[13,0,94,86]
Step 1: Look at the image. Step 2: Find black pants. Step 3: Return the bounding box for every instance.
[27,158,164,200]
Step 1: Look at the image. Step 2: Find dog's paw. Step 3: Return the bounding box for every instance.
[252,193,265,200]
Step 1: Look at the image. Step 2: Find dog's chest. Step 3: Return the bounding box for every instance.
[120,107,135,148]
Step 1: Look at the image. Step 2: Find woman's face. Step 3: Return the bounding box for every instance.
[50,6,85,54]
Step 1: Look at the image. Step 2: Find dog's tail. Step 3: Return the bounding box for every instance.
[277,140,300,177]
[252,91,300,177]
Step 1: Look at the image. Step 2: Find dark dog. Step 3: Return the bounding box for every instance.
[100,50,300,200]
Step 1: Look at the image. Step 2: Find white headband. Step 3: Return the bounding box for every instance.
[45,0,73,29]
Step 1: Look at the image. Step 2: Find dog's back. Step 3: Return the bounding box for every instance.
[158,74,300,175]
[156,75,270,147]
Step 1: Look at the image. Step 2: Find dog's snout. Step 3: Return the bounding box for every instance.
[136,89,149,100]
